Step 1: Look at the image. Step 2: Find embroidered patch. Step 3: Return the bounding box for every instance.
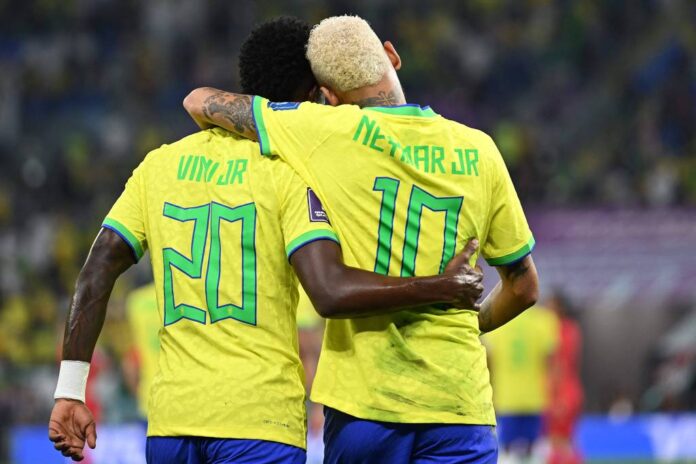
[267,101,300,111]
[307,188,329,223]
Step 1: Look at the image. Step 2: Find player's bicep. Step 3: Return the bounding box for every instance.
[290,239,343,301]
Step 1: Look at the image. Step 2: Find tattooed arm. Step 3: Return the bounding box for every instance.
[478,255,538,333]
[184,88,258,140]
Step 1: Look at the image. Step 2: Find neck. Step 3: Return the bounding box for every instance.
[342,74,406,108]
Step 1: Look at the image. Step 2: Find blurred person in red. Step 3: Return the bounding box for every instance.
[546,291,583,464]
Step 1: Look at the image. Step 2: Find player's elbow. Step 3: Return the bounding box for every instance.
[513,273,539,310]
[516,284,538,309]
[183,88,207,116]
[312,295,347,319]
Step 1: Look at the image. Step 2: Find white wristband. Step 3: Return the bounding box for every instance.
[54,360,90,402]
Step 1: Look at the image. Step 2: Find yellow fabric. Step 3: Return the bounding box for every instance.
[253,98,534,425]
[483,306,559,413]
[125,283,160,417]
[103,128,337,449]
[296,286,321,330]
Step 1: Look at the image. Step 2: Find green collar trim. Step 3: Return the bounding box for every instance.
[364,104,437,118]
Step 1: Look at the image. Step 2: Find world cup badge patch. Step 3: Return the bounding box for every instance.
[307,188,330,223]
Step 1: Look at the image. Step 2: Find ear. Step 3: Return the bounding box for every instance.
[384,41,401,71]
[306,85,321,103]
[320,86,340,106]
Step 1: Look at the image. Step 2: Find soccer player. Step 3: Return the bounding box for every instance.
[483,306,558,461]
[122,282,160,421]
[48,17,485,464]
[183,15,539,463]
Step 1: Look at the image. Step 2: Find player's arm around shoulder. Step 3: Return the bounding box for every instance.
[290,238,486,319]
[183,87,344,156]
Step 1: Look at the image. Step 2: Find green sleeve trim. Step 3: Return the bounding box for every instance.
[102,218,145,261]
[286,229,340,260]
[252,96,272,156]
[485,236,535,266]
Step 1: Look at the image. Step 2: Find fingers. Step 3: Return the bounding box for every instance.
[460,238,479,260]
[48,421,65,443]
[55,441,84,461]
[85,421,97,449]
[55,441,85,461]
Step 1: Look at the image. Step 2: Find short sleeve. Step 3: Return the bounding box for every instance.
[275,161,339,260]
[482,139,535,266]
[252,97,338,163]
[102,165,148,261]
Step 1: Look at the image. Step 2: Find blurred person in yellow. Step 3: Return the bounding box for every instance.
[295,286,325,464]
[47,16,485,464]
[484,306,558,463]
[122,282,160,419]
[184,14,539,463]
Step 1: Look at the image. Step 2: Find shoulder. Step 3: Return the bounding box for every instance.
[264,98,361,118]
[442,118,499,154]
[143,129,255,163]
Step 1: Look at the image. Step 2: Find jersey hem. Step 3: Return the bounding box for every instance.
[286,230,340,261]
[485,236,535,266]
[146,426,306,450]
[102,218,144,260]
[313,394,496,426]
[252,96,272,156]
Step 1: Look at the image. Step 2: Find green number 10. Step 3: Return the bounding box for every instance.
[162,201,257,326]
[373,178,463,277]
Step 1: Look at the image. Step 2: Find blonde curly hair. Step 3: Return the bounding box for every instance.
[306,15,390,92]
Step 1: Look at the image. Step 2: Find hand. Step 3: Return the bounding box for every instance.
[48,398,97,461]
[444,238,484,310]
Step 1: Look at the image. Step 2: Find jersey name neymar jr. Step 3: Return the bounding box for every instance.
[103,128,337,449]
[252,98,534,425]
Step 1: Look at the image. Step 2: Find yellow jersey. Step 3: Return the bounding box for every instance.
[125,283,160,418]
[252,98,534,425]
[103,128,338,448]
[483,306,558,413]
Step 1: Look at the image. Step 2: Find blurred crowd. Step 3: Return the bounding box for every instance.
[0,0,695,458]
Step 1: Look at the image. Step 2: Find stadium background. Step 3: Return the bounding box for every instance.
[0,0,694,462]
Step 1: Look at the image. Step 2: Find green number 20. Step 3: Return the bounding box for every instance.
[373,178,462,277]
[162,201,257,326]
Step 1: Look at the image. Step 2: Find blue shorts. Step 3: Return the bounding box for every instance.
[323,407,498,464]
[146,436,306,464]
[496,414,542,449]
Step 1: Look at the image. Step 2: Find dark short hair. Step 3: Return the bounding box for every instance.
[239,16,315,102]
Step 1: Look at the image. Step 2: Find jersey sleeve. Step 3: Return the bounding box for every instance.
[251,97,338,166]
[102,164,147,261]
[482,138,535,266]
[275,161,339,260]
